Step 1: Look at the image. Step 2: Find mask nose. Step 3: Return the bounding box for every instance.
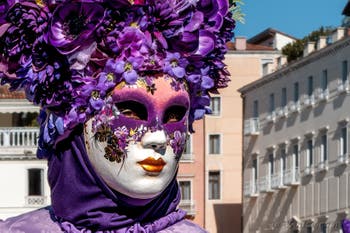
[141,130,167,154]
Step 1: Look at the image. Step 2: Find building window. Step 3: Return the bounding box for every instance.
[293,144,299,170]
[269,153,274,176]
[252,158,258,181]
[281,87,287,107]
[183,134,192,155]
[261,59,273,76]
[208,171,220,200]
[340,127,348,156]
[269,93,275,113]
[321,134,328,162]
[209,134,221,154]
[342,60,348,83]
[179,180,191,201]
[253,100,259,118]
[307,139,313,167]
[308,76,313,96]
[294,82,299,102]
[210,97,221,116]
[28,168,44,196]
[281,148,287,174]
[306,225,312,233]
[320,223,327,233]
[322,69,328,90]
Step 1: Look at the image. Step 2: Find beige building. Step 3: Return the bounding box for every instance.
[204,30,293,233]
[240,27,350,233]
[178,119,206,227]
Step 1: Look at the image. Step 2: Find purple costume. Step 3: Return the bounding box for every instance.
[0,0,234,231]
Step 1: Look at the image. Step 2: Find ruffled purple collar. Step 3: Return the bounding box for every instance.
[47,126,185,232]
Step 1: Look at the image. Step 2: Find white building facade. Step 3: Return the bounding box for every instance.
[240,28,350,233]
[0,89,50,219]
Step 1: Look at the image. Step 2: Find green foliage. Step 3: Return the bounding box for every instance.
[282,26,335,62]
[230,0,245,24]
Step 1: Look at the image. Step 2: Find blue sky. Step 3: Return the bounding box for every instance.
[234,0,347,39]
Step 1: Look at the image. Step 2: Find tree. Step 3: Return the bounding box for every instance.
[282,26,335,62]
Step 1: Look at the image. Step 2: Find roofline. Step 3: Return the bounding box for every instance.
[226,50,281,55]
[343,1,350,16]
[238,36,350,95]
[247,28,298,44]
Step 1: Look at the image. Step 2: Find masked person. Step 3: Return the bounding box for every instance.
[0,0,235,231]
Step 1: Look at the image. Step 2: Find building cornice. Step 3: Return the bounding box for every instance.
[227,50,281,55]
[238,36,350,96]
[0,154,39,161]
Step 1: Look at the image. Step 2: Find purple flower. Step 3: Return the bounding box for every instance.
[195,30,215,56]
[111,57,143,84]
[164,52,188,78]
[48,2,105,55]
[0,0,15,24]
[170,131,186,158]
[113,126,129,150]
[116,26,149,57]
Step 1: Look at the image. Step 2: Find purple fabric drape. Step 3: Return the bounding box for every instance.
[48,126,185,232]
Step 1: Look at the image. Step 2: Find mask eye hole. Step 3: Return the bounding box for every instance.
[163,105,187,123]
[116,101,148,120]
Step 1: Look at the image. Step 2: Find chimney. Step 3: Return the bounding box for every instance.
[316,36,327,50]
[303,42,315,57]
[235,37,246,50]
[331,27,345,42]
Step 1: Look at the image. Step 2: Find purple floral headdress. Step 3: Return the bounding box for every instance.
[0,0,235,156]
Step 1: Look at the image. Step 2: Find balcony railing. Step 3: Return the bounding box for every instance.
[259,175,273,193]
[316,88,329,103]
[243,180,258,197]
[304,166,314,176]
[338,154,349,165]
[0,127,39,147]
[244,118,260,136]
[276,106,288,118]
[271,173,286,189]
[25,195,47,206]
[283,168,300,186]
[266,111,276,123]
[289,101,301,114]
[303,95,315,108]
[337,80,349,94]
[318,160,328,171]
[179,200,196,215]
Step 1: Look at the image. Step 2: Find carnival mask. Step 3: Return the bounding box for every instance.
[84,76,189,199]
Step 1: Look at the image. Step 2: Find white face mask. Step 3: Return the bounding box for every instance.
[84,77,190,199]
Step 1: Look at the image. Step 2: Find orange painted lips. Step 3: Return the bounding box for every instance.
[138,157,166,173]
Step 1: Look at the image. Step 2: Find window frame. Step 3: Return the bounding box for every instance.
[320,133,328,162]
[322,69,328,90]
[209,96,221,116]
[27,168,44,197]
[281,87,287,107]
[308,76,314,96]
[208,133,222,155]
[269,93,275,113]
[294,82,300,102]
[306,139,314,168]
[340,126,348,156]
[253,100,259,118]
[342,60,348,83]
[178,180,192,201]
[208,171,221,200]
